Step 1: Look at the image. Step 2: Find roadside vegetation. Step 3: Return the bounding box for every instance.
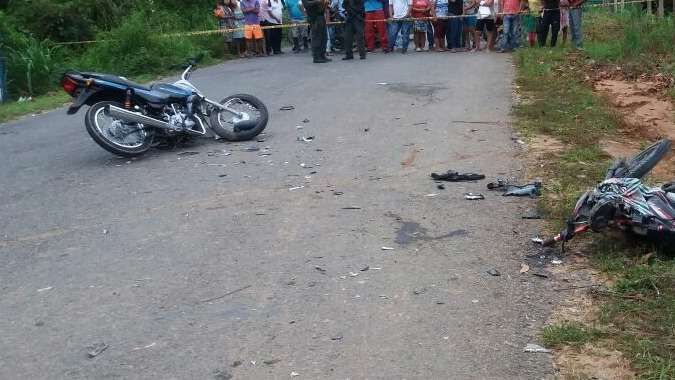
[514,7,674,378]
[0,1,226,111]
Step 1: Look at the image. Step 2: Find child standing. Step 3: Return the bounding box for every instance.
[241,0,265,56]
[287,0,309,52]
[232,0,247,57]
[522,1,537,47]
[214,0,236,55]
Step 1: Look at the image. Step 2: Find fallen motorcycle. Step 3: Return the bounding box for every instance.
[61,59,268,157]
[538,139,674,251]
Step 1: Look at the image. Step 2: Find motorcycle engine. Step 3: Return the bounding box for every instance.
[166,106,195,132]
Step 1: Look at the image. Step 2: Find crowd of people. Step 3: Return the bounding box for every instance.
[213,0,585,63]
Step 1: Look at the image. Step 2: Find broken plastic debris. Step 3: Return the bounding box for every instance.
[520,263,530,273]
[348,272,359,277]
[464,193,485,200]
[291,372,300,377]
[341,206,361,210]
[523,343,551,353]
[486,269,501,276]
[289,186,305,191]
[551,259,563,265]
[381,246,395,251]
[298,136,315,142]
[360,266,370,272]
[431,170,486,182]
[279,105,295,111]
[86,342,109,358]
[376,82,388,85]
[37,286,53,292]
[314,266,327,273]
[426,193,438,197]
[531,237,545,244]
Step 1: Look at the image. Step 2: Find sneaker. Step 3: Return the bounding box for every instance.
[342,56,354,60]
[415,48,422,52]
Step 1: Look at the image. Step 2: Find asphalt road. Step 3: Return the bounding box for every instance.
[0,52,556,379]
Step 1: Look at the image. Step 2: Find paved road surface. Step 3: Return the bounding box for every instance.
[0,52,555,379]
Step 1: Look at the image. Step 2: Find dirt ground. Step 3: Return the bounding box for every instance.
[594,78,675,181]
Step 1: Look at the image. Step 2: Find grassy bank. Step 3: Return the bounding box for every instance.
[514,8,675,378]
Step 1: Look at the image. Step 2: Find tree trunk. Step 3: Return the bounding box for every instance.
[657,0,664,17]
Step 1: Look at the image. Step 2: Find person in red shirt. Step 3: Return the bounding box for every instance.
[498,0,521,52]
[411,0,432,51]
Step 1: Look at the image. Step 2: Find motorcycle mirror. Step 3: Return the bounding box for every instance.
[233,120,258,132]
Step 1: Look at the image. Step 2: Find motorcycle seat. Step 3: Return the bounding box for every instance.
[85,73,152,92]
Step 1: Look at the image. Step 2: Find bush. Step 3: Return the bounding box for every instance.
[75,9,208,77]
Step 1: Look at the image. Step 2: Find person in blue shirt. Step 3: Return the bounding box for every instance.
[287,0,309,52]
[364,0,390,52]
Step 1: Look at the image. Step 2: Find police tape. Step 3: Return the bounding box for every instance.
[53,0,652,46]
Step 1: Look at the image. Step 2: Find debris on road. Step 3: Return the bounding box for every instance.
[232,361,242,368]
[531,237,545,244]
[297,136,315,142]
[341,206,362,210]
[488,179,542,197]
[551,259,563,265]
[520,263,530,273]
[531,272,549,278]
[486,269,501,276]
[464,193,485,200]
[437,184,445,190]
[37,286,53,292]
[132,342,156,351]
[376,82,388,86]
[302,118,310,123]
[331,335,343,341]
[412,287,427,295]
[280,105,295,111]
[413,121,428,126]
[523,343,552,353]
[289,186,305,191]
[348,272,359,277]
[263,359,282,365]
[360,266,370,272]
[213,369,233,380]
[244,146,260,152]
[102,229,109,234]
[315,266,327,273]
[291,372,300,377]
[381,246,395,251]
[431,170,486,182]
[426,193,438,197]
[86,342,109,358]
[522,209,543,219]
[200,285,252,303]
[177,151,199,156]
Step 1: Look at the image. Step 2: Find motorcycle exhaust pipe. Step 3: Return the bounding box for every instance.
[107,105,170,129]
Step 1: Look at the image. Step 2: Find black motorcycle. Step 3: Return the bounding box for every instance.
[61,61,268,157]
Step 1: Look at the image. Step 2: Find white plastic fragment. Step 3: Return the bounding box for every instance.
[523,343,552,353]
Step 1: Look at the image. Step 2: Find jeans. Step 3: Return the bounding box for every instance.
[538,9,560,47]
[388,20,411,51]
[569,7,582,48]
[308,13,327,58]
[501,14,519,50]
[446,15,462,49]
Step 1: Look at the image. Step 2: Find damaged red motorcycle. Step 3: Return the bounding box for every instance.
[538,139,674,251]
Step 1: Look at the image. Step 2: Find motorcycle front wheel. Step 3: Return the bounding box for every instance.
[606,138,671,179]
[85,101,152,157]
[209,94,268,141]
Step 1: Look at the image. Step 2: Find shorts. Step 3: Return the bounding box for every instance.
[290,19,308,39]
[475,18,495,32]
[413,20,428,32]
[463,15,477,28]
[244,24,263,39]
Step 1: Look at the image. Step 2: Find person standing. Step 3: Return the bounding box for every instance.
[521,0,538,47]
[302,0,332,62]
[287,0,309,53]
[475,0,496,50]
[498,0,520,52]
[261,0,284,54]
[364,0,389,52]
[232,0,247,57]
[463,0,479,50]
[559,0,569,45]
[214,0,236,56]
[568,0,584,49]
[411,0,431,51]
[343,0,367,59]
[241,0,266,56]
[388,0,412,53]
[538,0,559,46]
[432,0,449,51]
[446,0,463,51]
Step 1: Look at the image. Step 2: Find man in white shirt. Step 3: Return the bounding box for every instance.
[388,0,412,53]
[260,0,284,54]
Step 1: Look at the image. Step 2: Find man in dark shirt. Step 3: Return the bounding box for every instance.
[342,0,367,60]
[446,0,464,50]
[302,0,332,62]
[538,0,560,47]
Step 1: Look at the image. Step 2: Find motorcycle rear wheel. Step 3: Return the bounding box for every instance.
[209,94,268,141]
[85,101,152,157]
[606,138,671,179]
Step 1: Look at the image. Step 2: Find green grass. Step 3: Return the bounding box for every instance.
[542,322,605,347]
[514,9,675,379]
[0,92,70,123]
